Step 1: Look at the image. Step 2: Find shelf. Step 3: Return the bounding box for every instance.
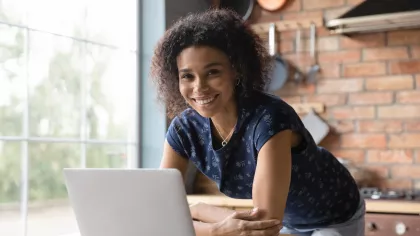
[290,102,325,114]
[250,17,324,34]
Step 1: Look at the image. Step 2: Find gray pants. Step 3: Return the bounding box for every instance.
[280,198,366,236]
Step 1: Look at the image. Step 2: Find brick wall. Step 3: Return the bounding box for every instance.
[247,0,420,191]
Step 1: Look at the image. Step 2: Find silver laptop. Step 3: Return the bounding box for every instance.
[63,168,195,236]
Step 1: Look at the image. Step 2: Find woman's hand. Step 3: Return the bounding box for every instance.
[210,208,282,236]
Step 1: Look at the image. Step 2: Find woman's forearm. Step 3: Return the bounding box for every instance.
[193,220,213,236]
[190,202,235,223]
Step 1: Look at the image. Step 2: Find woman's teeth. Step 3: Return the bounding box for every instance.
[195,97,215,105]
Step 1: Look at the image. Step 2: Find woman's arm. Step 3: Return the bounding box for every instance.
[252,130,293,222]
[190,202,235,223]
[160,140,190,178]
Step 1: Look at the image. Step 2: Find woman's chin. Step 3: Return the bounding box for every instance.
[194,109,216,118]
[190,100,220,118]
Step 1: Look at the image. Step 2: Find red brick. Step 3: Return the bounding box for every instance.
[365,75,414,91]
[303,0,345,9]
[280,96,301,104]
[341,134,387,148]
[305,94,346,106]
[340,33,385,49]
[343,62,386,77]
[300,37,340,52]
[367,150,413,163]
[347,0,366,5]
[411,46,420,59]
[348,92,393,105]
[358,120,403,133]
[329,121,355,134]
[317,78,363,93]
[378,105,420,119]
[389,60,420,74]
[385,179,413,190]
[319,63,341,79]
[331,149,365,163]
[318,50,361,63]
[282,10,323,20]
[391,165,420,178]
[283,52,312,67]
[316,36,339,52]
[331,106,375,119]
[279,40,294,53]
[365,165,389,178]
[417,151,420,163]
[279,0,301,12]
[388,29,420,46]
[389,134,420,148]
[405,121,420,132]
[417,75,420,89]
[397,91,420,104]
[363,47,409,61]
[276,82,315,96]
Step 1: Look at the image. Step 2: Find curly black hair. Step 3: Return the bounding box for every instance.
[150,8,272,118]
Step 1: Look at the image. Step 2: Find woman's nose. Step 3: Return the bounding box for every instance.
[194,77,209,91]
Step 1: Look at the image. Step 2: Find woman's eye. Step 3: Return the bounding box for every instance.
[181,73,193,79]
[208,69,220,76]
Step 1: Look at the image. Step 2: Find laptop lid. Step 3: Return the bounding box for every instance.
[63,168,195,236]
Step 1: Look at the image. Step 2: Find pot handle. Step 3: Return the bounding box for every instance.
[268,23,276,56]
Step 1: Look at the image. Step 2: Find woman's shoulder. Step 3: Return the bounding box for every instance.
[167,108,207,136]
[166,108,208,158]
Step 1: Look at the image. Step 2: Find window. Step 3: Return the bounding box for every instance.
[0,1,138,235]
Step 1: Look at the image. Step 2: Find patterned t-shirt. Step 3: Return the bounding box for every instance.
[166,90,360,228]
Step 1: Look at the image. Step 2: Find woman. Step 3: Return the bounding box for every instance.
[150,8,365,236]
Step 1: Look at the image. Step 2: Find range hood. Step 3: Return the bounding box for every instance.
[326,0,420,34]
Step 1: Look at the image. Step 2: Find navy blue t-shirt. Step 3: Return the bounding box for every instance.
[166,90,360,228]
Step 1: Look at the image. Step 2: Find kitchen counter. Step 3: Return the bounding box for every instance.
[187,195,420,215]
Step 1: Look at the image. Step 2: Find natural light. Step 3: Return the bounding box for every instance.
[0,0,138,235]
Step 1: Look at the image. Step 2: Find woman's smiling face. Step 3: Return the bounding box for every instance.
[176,46,237,118]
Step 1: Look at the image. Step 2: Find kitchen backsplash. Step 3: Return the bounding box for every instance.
[245,0,420,191]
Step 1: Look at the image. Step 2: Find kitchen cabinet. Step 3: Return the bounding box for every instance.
[187,195,420,236]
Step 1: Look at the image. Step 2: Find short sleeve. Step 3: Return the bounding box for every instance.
[166,116,190,159]
[253,103,303,152]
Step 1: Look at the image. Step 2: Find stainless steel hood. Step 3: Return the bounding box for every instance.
[326,0,420,34]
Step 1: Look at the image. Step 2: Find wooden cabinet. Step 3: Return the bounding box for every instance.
[187,195,420,236]
[365,214,420,236]
[220,207,420,235]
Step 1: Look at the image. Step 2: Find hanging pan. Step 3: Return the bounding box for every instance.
[257,0,288,11]
[265,23,288,92]
[219,0,254,21]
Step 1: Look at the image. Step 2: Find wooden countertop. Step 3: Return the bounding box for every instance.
[187,195,420,215]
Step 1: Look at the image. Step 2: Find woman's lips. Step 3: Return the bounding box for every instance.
[192,94,219,105]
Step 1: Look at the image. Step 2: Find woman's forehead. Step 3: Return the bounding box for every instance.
[177,46,230,70]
